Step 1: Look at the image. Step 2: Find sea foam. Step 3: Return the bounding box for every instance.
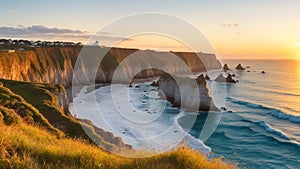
[70,83,211,156]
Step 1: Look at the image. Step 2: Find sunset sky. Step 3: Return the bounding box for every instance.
[1,0,300,59]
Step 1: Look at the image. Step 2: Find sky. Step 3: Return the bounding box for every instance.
[1,0,300,59]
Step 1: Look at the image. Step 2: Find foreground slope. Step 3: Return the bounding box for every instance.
[0,79,130,151]
[0,79,236,168]
[0,114,235,169]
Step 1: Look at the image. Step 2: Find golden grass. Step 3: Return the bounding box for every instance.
[0,121,236,169]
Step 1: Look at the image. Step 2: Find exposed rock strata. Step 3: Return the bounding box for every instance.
[0,46,221,86]
[157,73,218,111]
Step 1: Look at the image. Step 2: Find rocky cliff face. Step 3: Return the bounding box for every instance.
[0,46,221,86]
[0,47,78,85]
[157,73,218,111]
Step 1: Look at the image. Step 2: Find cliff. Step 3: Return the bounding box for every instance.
[0,46,221,86]
[157,73,218,111]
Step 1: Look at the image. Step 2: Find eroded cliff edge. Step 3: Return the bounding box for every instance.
[0,46,221,86]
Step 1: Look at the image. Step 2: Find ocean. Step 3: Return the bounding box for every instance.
[202,59,300,168]
[71,59,300,168]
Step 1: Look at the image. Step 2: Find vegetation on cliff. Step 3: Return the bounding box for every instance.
[0,79,128,151]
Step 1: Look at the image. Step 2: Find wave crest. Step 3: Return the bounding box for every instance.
[228,97,300,123]
[258,121,290,140]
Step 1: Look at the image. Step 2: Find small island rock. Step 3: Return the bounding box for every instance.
[236,64,245,70]
[214,74,236,83]
[223,64,230,71]
[150,81,159,87]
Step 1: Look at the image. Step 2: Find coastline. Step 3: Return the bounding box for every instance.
[70,83,212,157]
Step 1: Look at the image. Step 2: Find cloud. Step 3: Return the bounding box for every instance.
[222,23,239,27]
[0,25,132,42]
[0,25,85,35]
[8,10,16,14]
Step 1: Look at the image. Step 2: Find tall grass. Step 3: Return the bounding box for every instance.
[0,120,236,169]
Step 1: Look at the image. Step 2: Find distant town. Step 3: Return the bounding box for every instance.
[0,39,83,52]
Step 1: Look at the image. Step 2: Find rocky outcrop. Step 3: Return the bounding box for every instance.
[223,64,230,71]
[214,74,236,83]
[236,64,245,70]
[157,73,218,111]
[0,47,79,86]
[150,81,159,87]
[0,47,221,86]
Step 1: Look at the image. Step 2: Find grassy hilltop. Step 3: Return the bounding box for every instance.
[0,79,236,168]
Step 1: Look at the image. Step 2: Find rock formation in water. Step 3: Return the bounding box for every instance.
[204,75,210,80]
[150,81,159,87]
[236,64,245,70]
[157,73,218,111]
[214,74,236,83]
[223,64,230,71]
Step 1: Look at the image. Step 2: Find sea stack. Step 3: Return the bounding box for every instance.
[196,74,206,84]
[236,64,245,70]
[214,74,236,83]
[204,75,210,80]
[157,73,218,111]
[223,64,230,71]
[150,81,159,87]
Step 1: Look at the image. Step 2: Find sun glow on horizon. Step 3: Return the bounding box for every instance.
[296,53,300,60]
[295,42,300,60]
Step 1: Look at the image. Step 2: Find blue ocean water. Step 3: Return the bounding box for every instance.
[189,59,300,168]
